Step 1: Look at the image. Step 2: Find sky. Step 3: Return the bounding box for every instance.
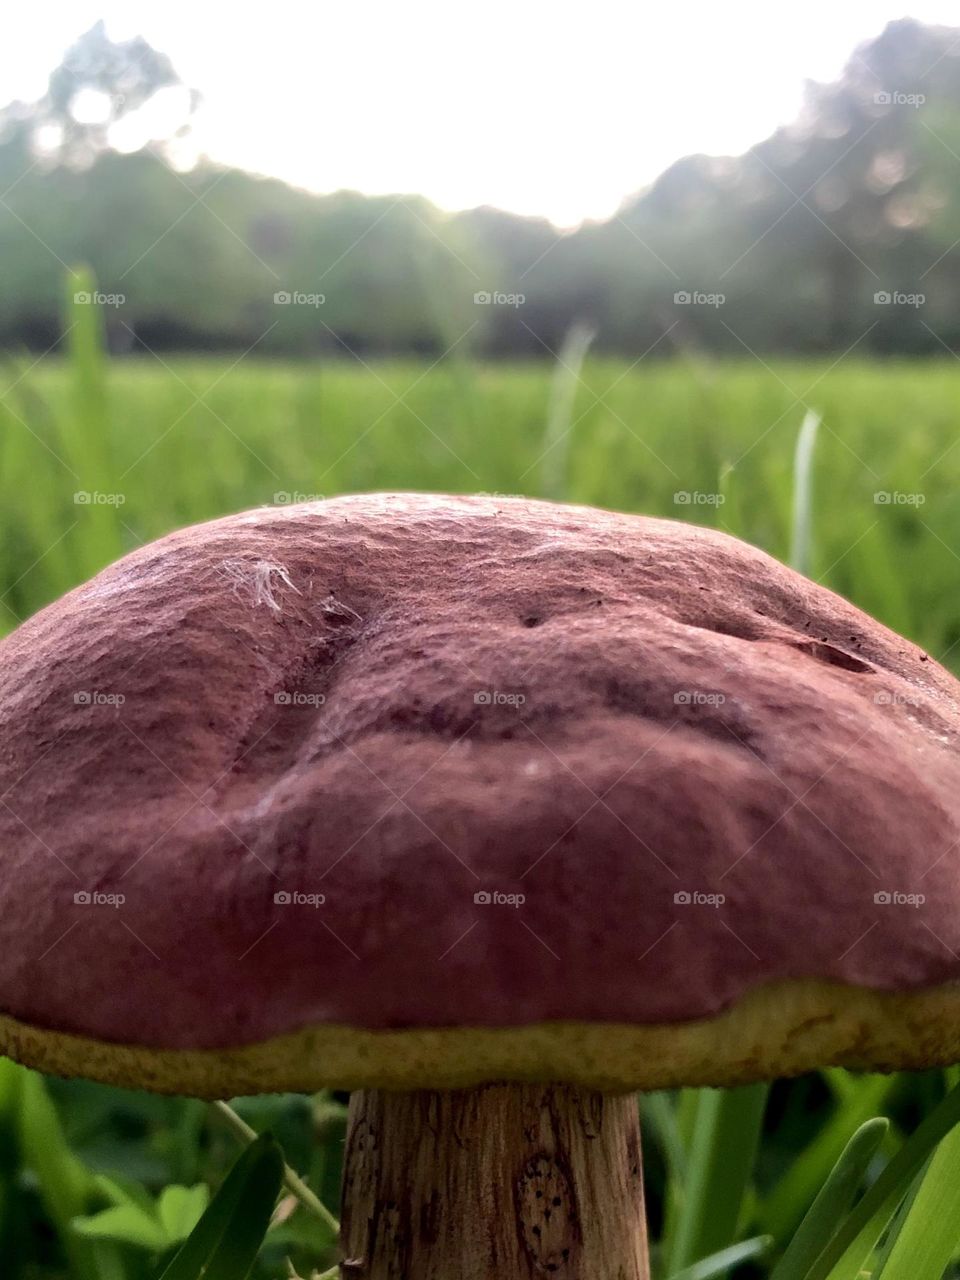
[4,1,960,227]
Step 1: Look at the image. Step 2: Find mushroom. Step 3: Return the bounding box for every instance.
[1,491,959,1280]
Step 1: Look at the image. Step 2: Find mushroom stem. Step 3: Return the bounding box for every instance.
[340,1083,649,1279]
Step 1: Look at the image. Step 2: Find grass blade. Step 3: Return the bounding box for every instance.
[62,266,124,575]
[868,1166,925,1279]
[790,408,821,574]
[16,1069,125,1280]
[770,1118,887,1280]
[157,1132,284,1280]
[761,1073,897,1242]
[806,1080,960,1280]
[666,1084,768,1274]
[668,1235,772,1280]
[540,320,596,499]
[659,1089,700,1264]
[873,1124,960,1280]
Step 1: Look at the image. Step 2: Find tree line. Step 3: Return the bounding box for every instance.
[2,19,960,356]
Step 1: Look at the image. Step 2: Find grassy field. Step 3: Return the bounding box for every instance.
[3,291,960,1278]
[3,337,960,665]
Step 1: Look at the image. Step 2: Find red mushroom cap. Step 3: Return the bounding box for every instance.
[0,493,958,1095]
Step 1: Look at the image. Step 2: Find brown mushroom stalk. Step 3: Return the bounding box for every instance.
[1,493,959,1279]
[341,1085,649,1279]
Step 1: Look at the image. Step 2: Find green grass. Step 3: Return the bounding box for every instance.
[2,348,958,671]
[5,294,960,1277]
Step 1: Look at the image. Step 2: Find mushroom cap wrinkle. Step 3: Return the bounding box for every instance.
[1,492,959,1096]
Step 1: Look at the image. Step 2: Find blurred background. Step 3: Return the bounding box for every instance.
[3,4,960,1278]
